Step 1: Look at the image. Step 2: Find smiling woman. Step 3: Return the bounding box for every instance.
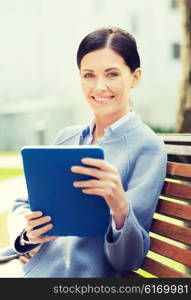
[77,28,141,143]
[0,27,167,278]
[79,48,141,143]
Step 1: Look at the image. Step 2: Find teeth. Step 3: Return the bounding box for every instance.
[93,97,113,102]
[96,98,108,101]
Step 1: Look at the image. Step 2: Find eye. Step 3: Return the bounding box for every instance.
[107,72,119,77]
[83,73,94,78]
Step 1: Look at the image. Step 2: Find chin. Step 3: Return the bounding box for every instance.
[94,109,118,117]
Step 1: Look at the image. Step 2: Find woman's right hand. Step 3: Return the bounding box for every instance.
[24,211,58,244]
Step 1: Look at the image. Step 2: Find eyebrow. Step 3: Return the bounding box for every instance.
[81,67,120,72]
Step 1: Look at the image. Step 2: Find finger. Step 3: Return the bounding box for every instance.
[73,179,112,189]
[25,211,43,220]
[37,235,58,243]
[26,236,40,244]
[71,165,106,179]
[81,158,118,173]
[82,188,105,197]
[28,216,52,229]
[28,235,57,244]
[31,223,53,237]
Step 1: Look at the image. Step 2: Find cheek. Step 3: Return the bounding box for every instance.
[111,78,125,94]
[81,81,93,96]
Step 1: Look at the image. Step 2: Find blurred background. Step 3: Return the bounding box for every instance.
[0,0,190,256]
[0,0,184,151]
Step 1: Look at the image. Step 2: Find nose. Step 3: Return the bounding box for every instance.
[94,78,108,91]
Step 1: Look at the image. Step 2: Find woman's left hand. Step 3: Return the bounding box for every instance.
[71,157,129,229]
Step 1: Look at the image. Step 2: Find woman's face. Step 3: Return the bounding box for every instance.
[80,48,141,119]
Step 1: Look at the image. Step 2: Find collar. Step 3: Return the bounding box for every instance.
[81,110,142,139]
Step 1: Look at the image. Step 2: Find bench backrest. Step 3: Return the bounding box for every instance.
[124,134,191,278]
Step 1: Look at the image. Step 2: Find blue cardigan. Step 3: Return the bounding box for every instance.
[6,112,167,277]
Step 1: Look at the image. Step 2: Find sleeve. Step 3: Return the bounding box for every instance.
[7,197,38,254]
[111,216,123,240]
[104,139,167,272]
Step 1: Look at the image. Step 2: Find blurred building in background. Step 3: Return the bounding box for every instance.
[0,0,182,150]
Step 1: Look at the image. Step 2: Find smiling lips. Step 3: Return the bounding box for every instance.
[91,95,115,104]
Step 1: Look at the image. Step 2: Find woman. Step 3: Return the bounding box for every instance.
[0,27,167,277]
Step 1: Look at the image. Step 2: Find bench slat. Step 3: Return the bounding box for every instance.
[150,237,191,267]
[165,144,191,155]
[167,161,191,179]
[141,257,190,278]
[162,181,191,200]
[151,219,191,246]
[123,271,144,278]
[158,134,191,144]
[156,199,191,221]
[126,134,191,279]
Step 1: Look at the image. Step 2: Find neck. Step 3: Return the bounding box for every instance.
[93,107,130,141]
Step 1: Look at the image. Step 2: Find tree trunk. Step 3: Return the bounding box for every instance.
[176,0,191,133]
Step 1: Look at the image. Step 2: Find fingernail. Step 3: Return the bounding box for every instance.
[71,166,78,171]
[82,158,90,163]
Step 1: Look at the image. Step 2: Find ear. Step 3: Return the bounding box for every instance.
[131,68,142,88]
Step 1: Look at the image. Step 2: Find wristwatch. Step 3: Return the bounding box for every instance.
[19,230,34,246]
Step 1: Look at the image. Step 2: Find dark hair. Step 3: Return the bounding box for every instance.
[76,27,140,73]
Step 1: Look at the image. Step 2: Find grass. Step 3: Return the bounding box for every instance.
[0,151,19,156]
[0,150,23,181]
[0,168,23,181]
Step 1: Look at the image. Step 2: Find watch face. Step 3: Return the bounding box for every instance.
[20,230,30,245]
[20,232,26,246]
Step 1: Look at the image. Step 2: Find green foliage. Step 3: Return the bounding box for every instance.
[150,126,175,133]
[143,122,175,133]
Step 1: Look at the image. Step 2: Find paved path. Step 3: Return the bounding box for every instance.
[0,155,23,169]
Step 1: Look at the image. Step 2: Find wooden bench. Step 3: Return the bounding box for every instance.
[125,134,191,278]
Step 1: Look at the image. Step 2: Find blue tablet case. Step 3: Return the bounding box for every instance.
[21,146,110,237]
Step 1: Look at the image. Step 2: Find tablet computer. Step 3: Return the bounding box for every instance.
[21,145,110,237]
